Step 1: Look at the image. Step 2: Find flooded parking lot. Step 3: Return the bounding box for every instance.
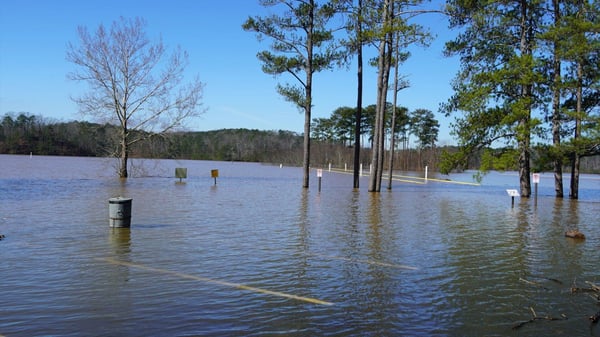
[1,155,599,336]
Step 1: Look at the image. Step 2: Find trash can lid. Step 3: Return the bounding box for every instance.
[109,197,133,203]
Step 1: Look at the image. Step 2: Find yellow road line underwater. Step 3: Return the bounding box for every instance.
[394,174,480,186]
[326,168,480,186]
[96,257,334,306]
[327,168,424,184]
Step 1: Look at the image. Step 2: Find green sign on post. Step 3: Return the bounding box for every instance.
[175,168,187,183]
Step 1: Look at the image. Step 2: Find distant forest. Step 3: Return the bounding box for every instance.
[2,113,600,173]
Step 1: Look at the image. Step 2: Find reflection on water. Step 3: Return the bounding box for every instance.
[110,228,132,257]
[1,155,599,336]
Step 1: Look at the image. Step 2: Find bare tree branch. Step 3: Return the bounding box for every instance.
[66,16,206,177]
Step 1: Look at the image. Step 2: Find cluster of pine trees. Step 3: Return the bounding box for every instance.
[243,0,599,196]
[441,0,600,199]
[311,104,439,151]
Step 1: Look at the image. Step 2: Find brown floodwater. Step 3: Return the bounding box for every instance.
[1,154,599,336]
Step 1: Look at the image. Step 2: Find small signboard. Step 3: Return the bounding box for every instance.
[211,169,219,185]
[532,173,540,184]
[317,169,323,178]
[175,167,187,183]
[175,168,187,179]
[506,189,520,197]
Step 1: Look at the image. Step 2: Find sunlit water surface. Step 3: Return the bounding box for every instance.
[1,155,599,336]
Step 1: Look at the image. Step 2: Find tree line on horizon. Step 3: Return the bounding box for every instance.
[2,112,600,175]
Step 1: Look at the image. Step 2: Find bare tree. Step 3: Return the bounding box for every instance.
[66,17,206,178]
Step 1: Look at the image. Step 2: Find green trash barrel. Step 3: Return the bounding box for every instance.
[108,197,132,228]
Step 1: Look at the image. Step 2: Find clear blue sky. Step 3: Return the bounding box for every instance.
[0,0,459,145]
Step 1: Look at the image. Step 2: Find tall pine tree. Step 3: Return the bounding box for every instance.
[243,0,342,188]
[442,0,546,197]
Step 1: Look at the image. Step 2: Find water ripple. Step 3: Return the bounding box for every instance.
[1,156,599,336]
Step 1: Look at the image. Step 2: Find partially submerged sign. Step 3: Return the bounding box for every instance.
[532,173,540,184]
[175,167,187,178]
[506,189,520,197]
[211,169,219,185]
[506,189,520,207]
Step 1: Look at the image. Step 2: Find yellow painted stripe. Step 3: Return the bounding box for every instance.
[325,168,426,185]
[326,168,479,186]
[96,257,333,306]
[310,254,419,270]
[395,174,480,186]
[392,178,426,185]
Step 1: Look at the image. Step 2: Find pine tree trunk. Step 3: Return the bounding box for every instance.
[301,2,315,189]
[569,62,583,199]
[368,0,392,192]
[368,39,387,191]
[518,0,532,197]
[353,0,363,190]
[570,154,580,199]
[387,29,400,191]
[302,72,312,189]
[552,0,563,198]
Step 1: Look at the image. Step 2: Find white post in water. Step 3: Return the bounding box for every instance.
[425,166,428,182]
[317,169,323,192]
[360,163,363,176]
[344,163,347,171]
[328,163,331,172]
[109,197,132,228]
[532,173,540,206]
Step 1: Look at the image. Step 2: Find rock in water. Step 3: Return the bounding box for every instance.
[565,230,585,239]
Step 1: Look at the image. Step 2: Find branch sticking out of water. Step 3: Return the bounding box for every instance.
[519,277,549,290]
[570,279,600,325]
[512,307,568,330]
[586,281,600,292]
[571,281,600,294]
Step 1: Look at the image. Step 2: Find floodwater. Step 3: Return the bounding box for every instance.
[1,154,599,337]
